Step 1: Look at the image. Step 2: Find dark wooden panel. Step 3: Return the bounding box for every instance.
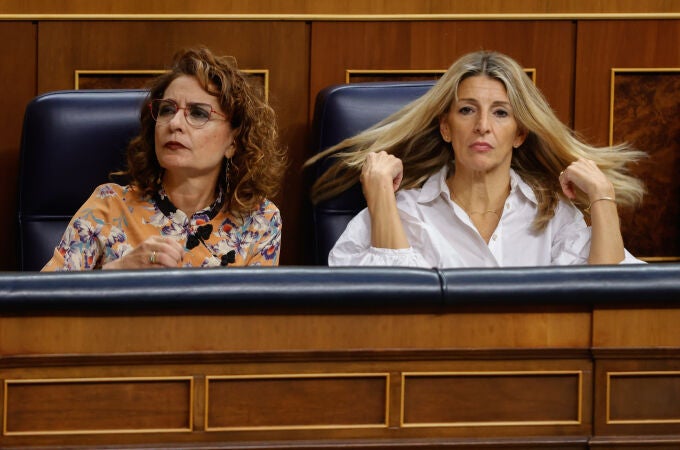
[403,372,582,425]
[0,22,37,271]
[310,21,575,127]
[609,373,680,422]
[37,21,310,265]
[4,378,192,434]
[206,374,388,429]
[594,359,680,437]
[612,71,680,259]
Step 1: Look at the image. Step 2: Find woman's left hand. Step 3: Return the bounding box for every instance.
[559,157,615,202]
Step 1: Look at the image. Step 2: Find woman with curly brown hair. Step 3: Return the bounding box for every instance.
[43,46,287,270]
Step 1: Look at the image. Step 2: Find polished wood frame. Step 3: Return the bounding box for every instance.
[74,69,270,102]
[345,68,537,83]
[3,376,194,436]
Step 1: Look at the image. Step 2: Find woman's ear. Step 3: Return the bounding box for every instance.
[439,115,451,143]
[513,128,528,149]
[224,140,236,159]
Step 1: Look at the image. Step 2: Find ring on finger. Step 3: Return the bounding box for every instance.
[149,250,157,264]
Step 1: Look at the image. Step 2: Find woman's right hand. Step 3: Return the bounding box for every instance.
[360,151,410,249]
[360,151,404,201]
[103,236,185,270]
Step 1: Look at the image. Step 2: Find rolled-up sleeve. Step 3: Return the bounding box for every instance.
[328,209,430,267]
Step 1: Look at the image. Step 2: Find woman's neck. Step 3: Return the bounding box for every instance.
[162,175,218,217]
[447,168,511,210]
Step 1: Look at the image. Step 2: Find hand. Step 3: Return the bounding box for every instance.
[559,158,615,202]
[360,151,404,197]
[103,236,185,270]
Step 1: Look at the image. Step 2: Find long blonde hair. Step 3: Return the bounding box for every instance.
[306,50,644,230]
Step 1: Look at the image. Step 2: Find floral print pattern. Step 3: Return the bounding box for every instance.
[42,183,281,271]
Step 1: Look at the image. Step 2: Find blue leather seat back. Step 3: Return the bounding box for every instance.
[309,81,436,264]
[18,89,148,271]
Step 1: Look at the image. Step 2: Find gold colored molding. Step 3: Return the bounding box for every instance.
[606,371,680,424]
[346,69,446,83]
[3,376,194,436]
[74,69,165,89]
[400,370,583,428]
[205,372,390,431]
[2,13,680,21]
[74,69,269,102]
[609,67,680,146]
[246,69,270,103]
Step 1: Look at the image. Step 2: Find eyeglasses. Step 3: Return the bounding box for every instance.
[149,99,226,128]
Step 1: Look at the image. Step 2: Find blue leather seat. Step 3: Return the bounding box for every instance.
[17,89,148,271]
[309,81,436,264]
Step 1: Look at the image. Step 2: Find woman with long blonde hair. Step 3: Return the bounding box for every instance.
[307,50,645,267]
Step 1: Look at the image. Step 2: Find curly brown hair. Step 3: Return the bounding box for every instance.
[121,46,287,215]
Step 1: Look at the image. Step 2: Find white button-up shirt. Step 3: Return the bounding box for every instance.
[329,167,643,268]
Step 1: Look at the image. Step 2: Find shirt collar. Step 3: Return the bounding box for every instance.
[416,165,538,205]
[153,185,225,224]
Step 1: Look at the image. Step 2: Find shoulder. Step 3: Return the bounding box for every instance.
[79,183,147,215]
[89,183,141,201]
[221,198,281,228]
[251,198,281,222]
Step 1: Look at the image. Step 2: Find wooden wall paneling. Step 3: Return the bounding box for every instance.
[309,21,575,127]
[36,20,310,265]
[611,70,680,260]
[592,359,680,445]
[574,20,680,261]
[592,306,680,442]
[0,309,591,355]
[574,20,680,144]
[1,0,679,16]
[1,306,594,447]
[4,377,193,435]
[0,22,37,271]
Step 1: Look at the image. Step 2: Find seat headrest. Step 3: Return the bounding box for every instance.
[309,81,436,264]
[17,89,148,270]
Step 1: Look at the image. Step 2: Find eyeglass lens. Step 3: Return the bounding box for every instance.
[151,99,214,127]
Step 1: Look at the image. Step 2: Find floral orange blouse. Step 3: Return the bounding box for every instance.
[42,183,281,271]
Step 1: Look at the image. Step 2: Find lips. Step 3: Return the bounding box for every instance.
[470,141,493,151]
[164,140,188,150]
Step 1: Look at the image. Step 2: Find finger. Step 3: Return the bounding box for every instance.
[559,169,576,199]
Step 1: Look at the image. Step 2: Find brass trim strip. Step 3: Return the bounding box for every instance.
[205,372,390,432]
[3,376,194,436]
[400,370,583,428]
[346,69,446,83]
[74,69,165,89]
[1,13,680,21]
[606,371,680,425]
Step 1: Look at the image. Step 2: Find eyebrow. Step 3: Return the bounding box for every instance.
[457,98,512,108]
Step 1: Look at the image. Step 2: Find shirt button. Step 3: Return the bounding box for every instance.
[492,234,498,240]
[505,203,511,210]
